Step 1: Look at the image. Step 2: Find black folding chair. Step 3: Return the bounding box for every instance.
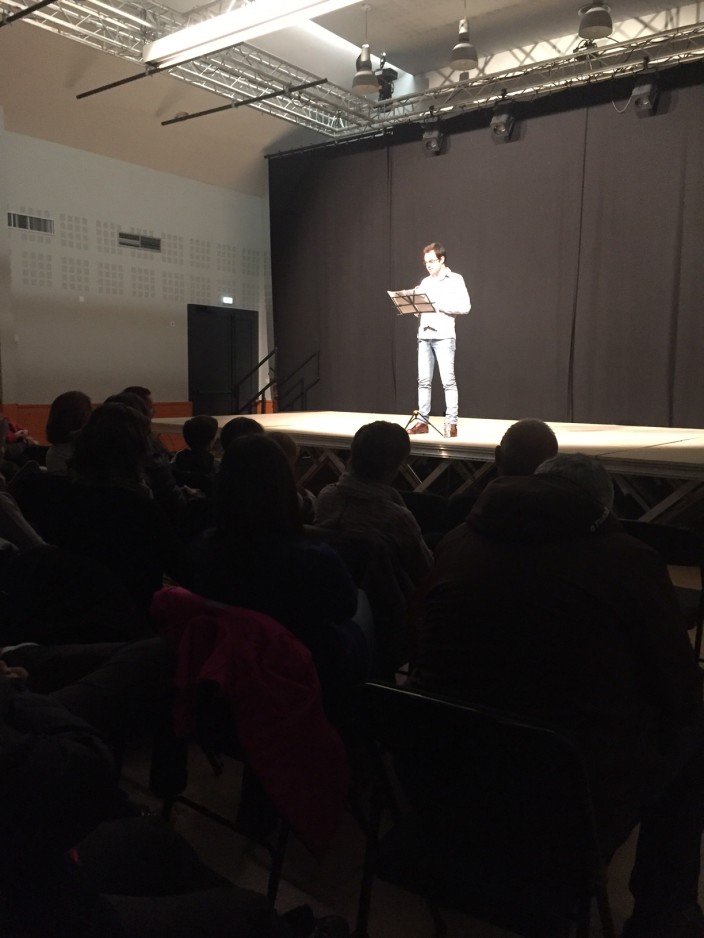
[620,519,704,660]
[355,682,615,938]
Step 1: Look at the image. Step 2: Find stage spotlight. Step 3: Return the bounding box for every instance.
[489,103,516,143]
[352,43,378,96]
[450,17,478,71]
[578,2,613,40]
[422,126,444,155]
[630,71,660,117]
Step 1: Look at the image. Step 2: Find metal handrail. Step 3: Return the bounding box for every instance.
[233,347,278,414]
[276,351,320,412]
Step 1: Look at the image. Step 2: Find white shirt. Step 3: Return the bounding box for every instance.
[416,267,471,339]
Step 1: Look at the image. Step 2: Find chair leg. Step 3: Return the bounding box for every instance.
[594,882,616,938]
[694,615,704,662]
[267,820,289,905]
[354,785,383,938]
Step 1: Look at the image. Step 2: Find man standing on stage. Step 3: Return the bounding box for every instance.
[408,242,470,438]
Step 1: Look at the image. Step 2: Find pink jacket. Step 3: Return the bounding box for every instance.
[151,586,348,857]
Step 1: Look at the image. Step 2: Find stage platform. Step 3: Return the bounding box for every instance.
[151,411,704,524]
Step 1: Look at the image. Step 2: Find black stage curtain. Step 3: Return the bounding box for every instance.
[269,69,704,426]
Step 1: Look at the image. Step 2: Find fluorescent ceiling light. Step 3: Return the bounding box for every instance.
[143,0,359,68]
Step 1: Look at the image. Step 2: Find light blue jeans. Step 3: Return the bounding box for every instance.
[417,337,458,423]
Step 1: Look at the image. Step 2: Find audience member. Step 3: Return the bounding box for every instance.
[192,434,371,721]
[1,415,38,465]
[0,485,45,551]
[173,414,219,476]
[494,417,558,476]
[268,430,316,524]
[315,421,433,586]
[0,415,20,483]
[45,390,93,473]
[106,392,204,527]
[13,403,193,614]
[220,415,264,451]
[0,649,296,938]
[121,385,155,418]
[409,453,704,938]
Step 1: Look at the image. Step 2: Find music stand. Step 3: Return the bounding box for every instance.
[387,289,434,316]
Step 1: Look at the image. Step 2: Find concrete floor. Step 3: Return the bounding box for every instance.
[122,742,647,938]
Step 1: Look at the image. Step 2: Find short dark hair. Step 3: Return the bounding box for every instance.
[216,434,301,538]
[349,421,410,482]
[104,392,151,418]
[423,242,446,262]
[267,430,299,468]
[496,418,558,477]
[46,391,93,445]
[122,386,151,399]
[71,403,151,485]
[182,415,218,452]
[220,416,264,451]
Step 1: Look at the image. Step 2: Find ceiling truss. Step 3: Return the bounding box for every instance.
[2,0,704,140]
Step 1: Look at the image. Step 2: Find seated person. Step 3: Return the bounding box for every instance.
[106,394,211,544]
[193,434,371,722]
[12,403,193,614]
[315,421,433,586]
[0,415,20,483]
[173,414,219,476]
[0,461,45,551]
[268,430,316,524]
[494,417,558,476]
[0,654,343,938]
[45,390,93,473]
[0,415,38,465]
[409,453,704,938]
[220,415,264,452]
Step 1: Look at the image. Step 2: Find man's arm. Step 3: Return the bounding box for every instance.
[431,271,470,316]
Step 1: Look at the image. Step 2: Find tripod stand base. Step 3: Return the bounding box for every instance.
[405,411,443,436]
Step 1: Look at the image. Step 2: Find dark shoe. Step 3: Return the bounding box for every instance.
[408,421,429,435]
[622,905,704,938]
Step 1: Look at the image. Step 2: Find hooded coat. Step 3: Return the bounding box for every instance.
[409,473,703,847]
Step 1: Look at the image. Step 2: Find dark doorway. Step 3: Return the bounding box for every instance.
[187,305,258,415]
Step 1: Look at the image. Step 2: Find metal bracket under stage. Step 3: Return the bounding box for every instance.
[150,411,704,525]
[297,441,497,499]
[296,439,704,525]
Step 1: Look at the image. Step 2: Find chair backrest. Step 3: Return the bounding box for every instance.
[361,682,604,913]
[620,519,704,569]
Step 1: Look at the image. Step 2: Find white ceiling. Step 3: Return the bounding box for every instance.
[0,0,698,194]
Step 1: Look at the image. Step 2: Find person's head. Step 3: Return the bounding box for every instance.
[122,386,155,418]
[45,391,93,445]
[0,416,8,456]
[105,392,151,418]
[349,421,411,484]
[495,419,558,477]
[423,241,447,278]
[268,430,299,469]
[71,402,152,485]
[535,452,614,510]
[220,416,264,452]
[182,415,219,454]
[215,434,302,539]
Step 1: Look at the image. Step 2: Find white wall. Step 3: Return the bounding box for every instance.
[0,123,272,405]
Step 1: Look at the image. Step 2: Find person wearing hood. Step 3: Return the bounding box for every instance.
[409,453,704,938]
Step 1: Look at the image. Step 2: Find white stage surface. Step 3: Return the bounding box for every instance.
[152,411,704,523]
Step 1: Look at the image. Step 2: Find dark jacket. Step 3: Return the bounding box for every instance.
[409,474,704,846]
